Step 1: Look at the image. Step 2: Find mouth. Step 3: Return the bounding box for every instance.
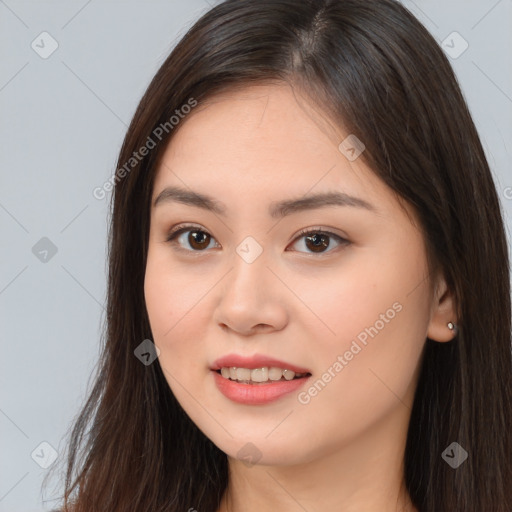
[210,354,312,404]
[211,369,311,404]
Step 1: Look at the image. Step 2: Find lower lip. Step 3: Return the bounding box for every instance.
[212,370,311,405]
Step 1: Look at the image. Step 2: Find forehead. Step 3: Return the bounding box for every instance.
[152,83,396,218]
[163,83,342,158]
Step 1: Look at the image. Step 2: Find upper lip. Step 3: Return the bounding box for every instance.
[211,353,311,374]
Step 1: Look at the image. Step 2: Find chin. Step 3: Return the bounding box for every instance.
[209,433,317,468]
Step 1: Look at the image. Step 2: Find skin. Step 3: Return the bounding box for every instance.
[144,82,457,512]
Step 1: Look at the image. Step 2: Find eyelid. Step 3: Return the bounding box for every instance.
[293,226,349,243]
[166,223,211,242]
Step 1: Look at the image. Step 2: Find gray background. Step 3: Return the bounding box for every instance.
[1,0,511,510]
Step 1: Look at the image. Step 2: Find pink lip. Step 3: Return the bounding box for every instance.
[212,371,311,405]
[210,353,311,374]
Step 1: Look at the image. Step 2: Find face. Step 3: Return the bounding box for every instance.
[144,82,439,466]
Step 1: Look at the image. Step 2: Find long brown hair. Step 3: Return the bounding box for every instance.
[46,0,512,510]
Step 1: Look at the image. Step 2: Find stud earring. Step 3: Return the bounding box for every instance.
[447,322,457,332]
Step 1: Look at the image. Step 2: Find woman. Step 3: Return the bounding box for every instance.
[49,0,512,510]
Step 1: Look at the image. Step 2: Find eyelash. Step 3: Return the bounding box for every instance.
[165,224,350,256]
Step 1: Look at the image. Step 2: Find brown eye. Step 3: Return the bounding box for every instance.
[289,228,350,255]
[187,230,211,250]
[304,232,330,253]
[166,225,350,256]
[166,225,219,252]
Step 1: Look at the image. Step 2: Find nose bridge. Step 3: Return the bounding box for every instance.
[214,235,287,333]
[227,235,269,299]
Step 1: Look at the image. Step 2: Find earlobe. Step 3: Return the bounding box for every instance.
[427,277,459,342]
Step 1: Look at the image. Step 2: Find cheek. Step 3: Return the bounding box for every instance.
[143,252,208,365]
[303,249,430,422]
[291,253,415,355]
[144,262,210,409]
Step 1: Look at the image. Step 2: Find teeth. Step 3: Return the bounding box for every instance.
[251,367,268,382]
[236,368,251,381]
[268,367,283,381]
[219,366,308,383]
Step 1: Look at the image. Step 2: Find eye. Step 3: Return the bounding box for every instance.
[165,224,219,253]
[288,227,350,255]
[165,224,350,255]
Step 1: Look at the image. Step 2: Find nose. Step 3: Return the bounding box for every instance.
[213,248,288,336]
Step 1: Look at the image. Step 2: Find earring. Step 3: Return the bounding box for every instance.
[447,322,457,332]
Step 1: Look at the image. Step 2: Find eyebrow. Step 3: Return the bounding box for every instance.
[152,185,376,218]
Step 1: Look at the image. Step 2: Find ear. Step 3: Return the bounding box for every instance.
[427,275,458,342]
